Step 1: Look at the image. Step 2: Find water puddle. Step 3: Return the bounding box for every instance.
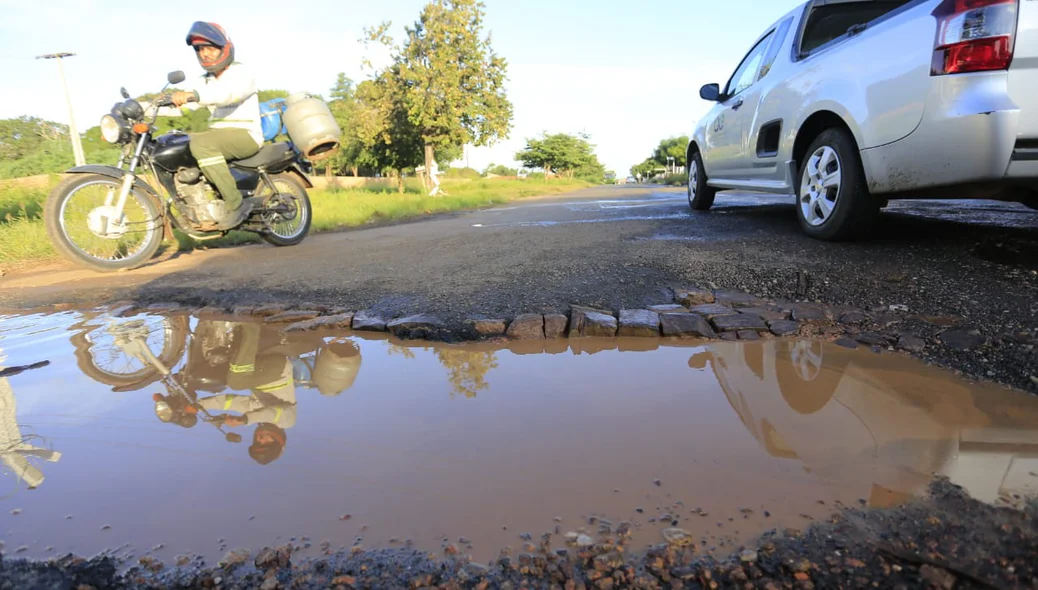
[2,310,1037,565]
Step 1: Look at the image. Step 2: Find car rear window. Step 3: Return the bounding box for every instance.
[799,0,913,55]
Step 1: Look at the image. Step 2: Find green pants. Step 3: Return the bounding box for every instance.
[189,128,260,210]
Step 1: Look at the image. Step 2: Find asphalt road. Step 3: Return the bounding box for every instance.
[3,185,1037,390]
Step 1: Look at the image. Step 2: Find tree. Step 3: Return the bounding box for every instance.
[368,0,513,188]
[651,135,689,169]
[435,350,498,398]
[483,163,517,177]
[515,132,604,178]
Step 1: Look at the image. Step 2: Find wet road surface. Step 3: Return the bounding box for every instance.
[2,309,1037,565]
[2,186,1037,393]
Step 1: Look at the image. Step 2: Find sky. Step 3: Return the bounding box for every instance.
[0,0,799,175]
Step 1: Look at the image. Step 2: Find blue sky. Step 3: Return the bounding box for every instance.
[0,0,799,174]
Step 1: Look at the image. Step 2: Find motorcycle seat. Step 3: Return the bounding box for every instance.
[232,143,294,169]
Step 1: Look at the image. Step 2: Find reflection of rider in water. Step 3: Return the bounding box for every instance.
[198,323,296,464]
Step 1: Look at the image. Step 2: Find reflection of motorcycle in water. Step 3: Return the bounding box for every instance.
[691,340,1038,505]
[71,315,362,464]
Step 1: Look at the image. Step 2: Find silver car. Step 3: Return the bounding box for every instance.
[687,0,1038,240]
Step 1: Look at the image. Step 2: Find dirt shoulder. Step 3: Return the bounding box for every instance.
[2,187,1036,393]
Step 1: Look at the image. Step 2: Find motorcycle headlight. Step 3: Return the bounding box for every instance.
[100,114,127,144]
[154,401,173,422]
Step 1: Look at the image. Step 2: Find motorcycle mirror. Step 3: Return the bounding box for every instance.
[226,432,243,443]
[167,70,186,85]
[120,87,130,99]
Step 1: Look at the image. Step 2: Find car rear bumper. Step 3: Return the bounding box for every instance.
[860,72,1038,195]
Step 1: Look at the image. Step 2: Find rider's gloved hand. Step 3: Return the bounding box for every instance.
[171,91,198,107]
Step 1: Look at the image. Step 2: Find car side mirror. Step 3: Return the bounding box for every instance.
[700,83,722,102]
[167,70,186,85]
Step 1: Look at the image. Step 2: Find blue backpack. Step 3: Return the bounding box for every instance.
[259,98,287,142]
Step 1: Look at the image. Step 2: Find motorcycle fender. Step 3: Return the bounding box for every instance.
[284,163,314,188]
[65,165,172,239]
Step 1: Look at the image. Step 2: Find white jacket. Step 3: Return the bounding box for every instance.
[194,63,263,146]
[0,377,61,489]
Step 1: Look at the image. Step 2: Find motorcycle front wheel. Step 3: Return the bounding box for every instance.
[44,174,164,272]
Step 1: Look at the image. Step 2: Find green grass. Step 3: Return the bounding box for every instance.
[0,177,591,268]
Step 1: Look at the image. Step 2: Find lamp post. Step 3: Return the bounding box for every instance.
[36,52,85,167]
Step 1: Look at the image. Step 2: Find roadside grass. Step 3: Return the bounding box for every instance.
[0,177,592,268]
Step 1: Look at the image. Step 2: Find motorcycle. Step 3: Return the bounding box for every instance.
[44,71,314,272]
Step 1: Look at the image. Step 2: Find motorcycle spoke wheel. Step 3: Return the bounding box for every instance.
[58,179,159,263]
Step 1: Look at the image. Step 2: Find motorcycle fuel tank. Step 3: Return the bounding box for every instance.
[151,133,196,171]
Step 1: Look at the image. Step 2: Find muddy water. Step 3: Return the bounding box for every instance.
[2,310,1038,565]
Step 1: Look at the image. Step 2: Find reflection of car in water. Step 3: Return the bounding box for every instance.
[70,315,361,465]
[690,340,1038,506]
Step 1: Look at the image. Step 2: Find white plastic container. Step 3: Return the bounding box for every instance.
[283,95,342,161]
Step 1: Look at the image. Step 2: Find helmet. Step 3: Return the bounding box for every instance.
[313,341,361,396]
[249,424,287,465]
[186,21,234,75]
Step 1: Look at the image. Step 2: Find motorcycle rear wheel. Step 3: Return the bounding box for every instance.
[44,174,164,272]
[259,174,312,247]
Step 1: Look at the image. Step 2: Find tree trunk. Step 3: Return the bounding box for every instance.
[544,164,552,181]
[351,166,358,178]
[396,169,404,193]
[423,142,435,191]
[325,164,332,180]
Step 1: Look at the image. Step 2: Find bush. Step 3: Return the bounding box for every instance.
[442,167,482,180]
[663,173,686,186]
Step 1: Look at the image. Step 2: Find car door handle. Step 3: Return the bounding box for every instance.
[731,98,744,111]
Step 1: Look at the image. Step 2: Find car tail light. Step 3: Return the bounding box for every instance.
[932,0,1018,75]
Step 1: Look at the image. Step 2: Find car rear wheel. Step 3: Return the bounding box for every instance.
[795,128,878,240]
[688,151,717,211]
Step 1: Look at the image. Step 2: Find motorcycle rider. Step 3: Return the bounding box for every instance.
[171,22,262,230]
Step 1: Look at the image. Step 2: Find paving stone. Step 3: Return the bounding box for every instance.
[283,313,355,333]
[109,304,138,318]
[713,290,761,307]
[648,304,688,314]
[768,319,801,337]
[719,332,738,341]
[506,314,545,339]
[689,303,738,319]
[352,311,387,332]
[387,314,445,337]
[674,289,715,306]
[940,328,985,350]
[660,313,717,339]
[618,309,660,338]
[838,310,868,325]
[835,337,859,349]
[738,307,789,322]
[736,330,760,341]
[855,332,891,346]
[146,302,183,313]
[569,306,614,338]
[897,333,926,353]
[544,314,569,339]
[711,314,768,332]
[265,310,321,324]
[584,312,618,337]
[469,319,507,337]
[791,304,831,323]
[249,304,287,317]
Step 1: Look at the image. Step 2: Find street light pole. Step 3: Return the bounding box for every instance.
[37,52,85,167]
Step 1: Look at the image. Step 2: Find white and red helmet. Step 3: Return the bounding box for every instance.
[186,21,234,75]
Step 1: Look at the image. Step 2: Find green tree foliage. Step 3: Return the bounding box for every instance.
[367,0,513,185]
[652,135,689,168]
[0,116,119,179]
[515,132,605,179]
[435,349,498,398]
[483,163,518,176]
